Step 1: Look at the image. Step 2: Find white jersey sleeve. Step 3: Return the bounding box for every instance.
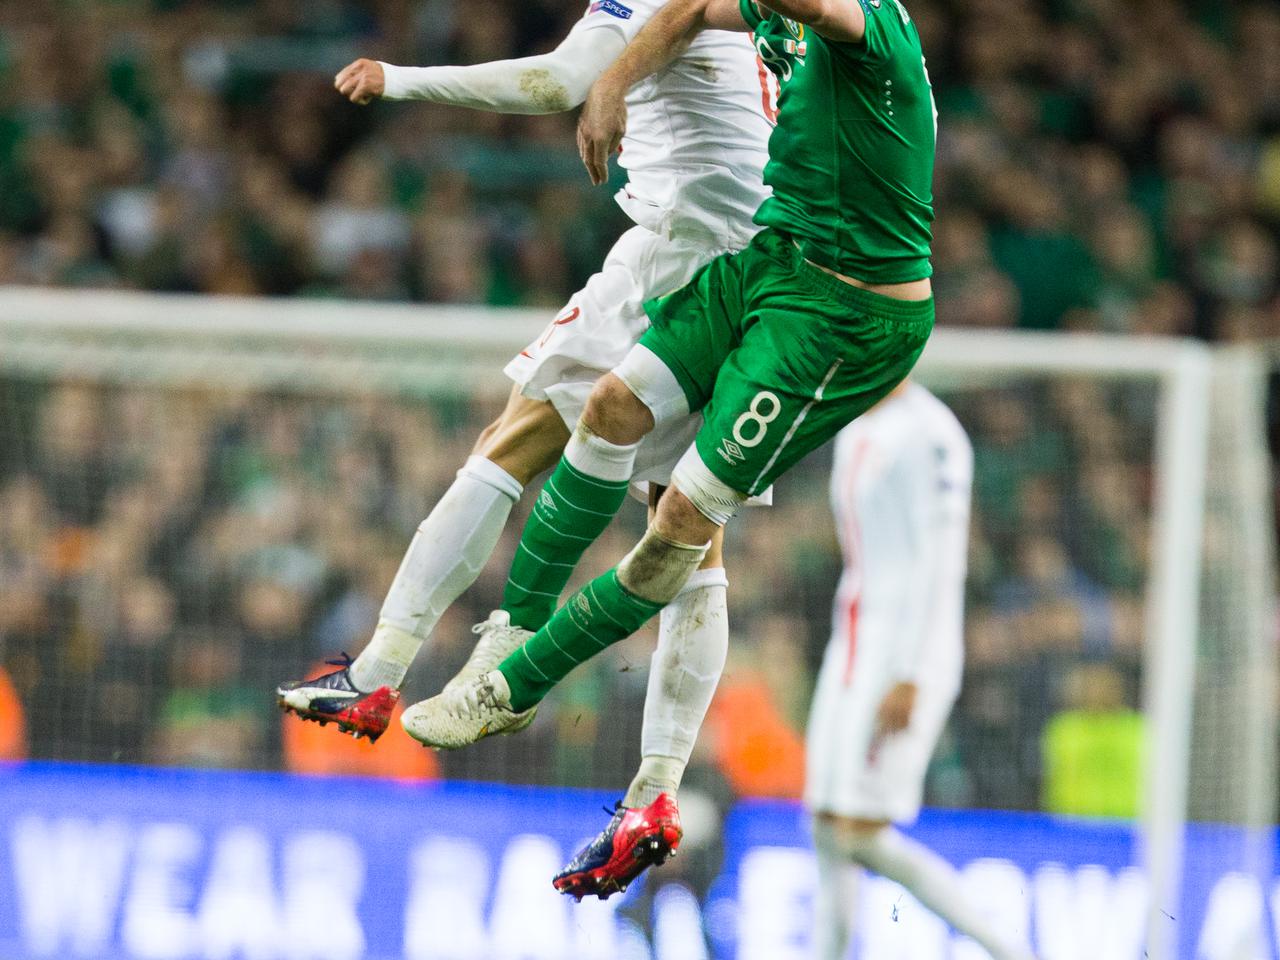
[377,0,652,114]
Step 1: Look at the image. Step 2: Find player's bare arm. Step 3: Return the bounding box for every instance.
[577,0,744,183]
[335,24,627,114]
[749,0,865,43]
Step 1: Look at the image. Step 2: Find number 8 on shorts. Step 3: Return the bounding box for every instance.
[733,391,781,447]
[638,230,935,500]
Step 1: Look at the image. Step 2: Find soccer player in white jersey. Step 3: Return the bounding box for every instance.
[809,382,1034,960]
[275,0,774,886]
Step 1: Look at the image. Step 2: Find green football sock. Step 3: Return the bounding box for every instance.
[500,568,663,711]
[501,458,629,630]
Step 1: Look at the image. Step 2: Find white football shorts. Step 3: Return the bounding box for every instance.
[804,643,957,824]
[505,223,770,504]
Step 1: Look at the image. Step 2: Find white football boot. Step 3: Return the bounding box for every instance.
[442,610,536,732]
[446,611,530,689]
[402,669,531,749]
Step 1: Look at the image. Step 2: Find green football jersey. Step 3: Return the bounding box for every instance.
[741,0,936,283]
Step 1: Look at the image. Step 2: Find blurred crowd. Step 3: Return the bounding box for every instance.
[0,0,1278,339]
[0,373,1150,818]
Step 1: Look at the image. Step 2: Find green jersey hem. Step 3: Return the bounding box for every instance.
[781,239,935,320]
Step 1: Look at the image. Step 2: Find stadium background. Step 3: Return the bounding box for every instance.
[0,0,1279,957]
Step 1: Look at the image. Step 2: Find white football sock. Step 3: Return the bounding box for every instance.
[350,456,522,692]
[813,831,862,960]
[624,568,729,808]
[563,421,640,482]
[813,819,1036,960]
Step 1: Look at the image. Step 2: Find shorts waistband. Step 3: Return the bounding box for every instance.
[762,230,935,321]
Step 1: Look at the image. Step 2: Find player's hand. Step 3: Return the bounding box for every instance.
[874,682,917,738]
[335,59,385,105]
[577,80,628,186]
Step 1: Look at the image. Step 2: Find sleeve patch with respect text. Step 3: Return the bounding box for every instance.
[589,0,633,19]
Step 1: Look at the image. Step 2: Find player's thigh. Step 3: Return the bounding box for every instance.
[694,285,933,498]
[472,387,571,486]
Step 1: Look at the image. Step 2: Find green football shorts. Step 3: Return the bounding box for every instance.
[640,228,935,498]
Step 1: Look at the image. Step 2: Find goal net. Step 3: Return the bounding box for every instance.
[0,286,1273,958]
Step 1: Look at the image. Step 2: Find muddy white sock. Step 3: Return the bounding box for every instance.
[624,568,729,807]
[624,755,686,808]
[349,622,420,692]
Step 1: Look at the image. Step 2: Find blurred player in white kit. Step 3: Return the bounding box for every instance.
[808,382,1035,960]
[278,0,776,892]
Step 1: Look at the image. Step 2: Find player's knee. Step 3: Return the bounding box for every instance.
[701,525,726,569]
[813,814,891,866]
[825,813,891,837]
[582,373,655,445]
[653,486,719,547]
[617,527,710,604]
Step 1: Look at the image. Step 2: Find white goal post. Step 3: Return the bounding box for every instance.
[916,330,1213,960]
[0,286,1273,957]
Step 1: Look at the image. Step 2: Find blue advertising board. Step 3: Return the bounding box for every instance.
[0,762,1272,959]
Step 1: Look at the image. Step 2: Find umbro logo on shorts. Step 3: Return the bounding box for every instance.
[717,439,745,464]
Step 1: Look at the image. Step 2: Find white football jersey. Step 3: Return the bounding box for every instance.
[825,384,973,698]
[576,0,775,246]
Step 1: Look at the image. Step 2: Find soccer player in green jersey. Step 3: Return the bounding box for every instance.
[405,0,940,893]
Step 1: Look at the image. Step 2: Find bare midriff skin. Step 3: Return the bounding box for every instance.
[803,254,934,302]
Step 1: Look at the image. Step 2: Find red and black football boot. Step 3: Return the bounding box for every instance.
[553,793,683,901]
[276,654,399,742]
